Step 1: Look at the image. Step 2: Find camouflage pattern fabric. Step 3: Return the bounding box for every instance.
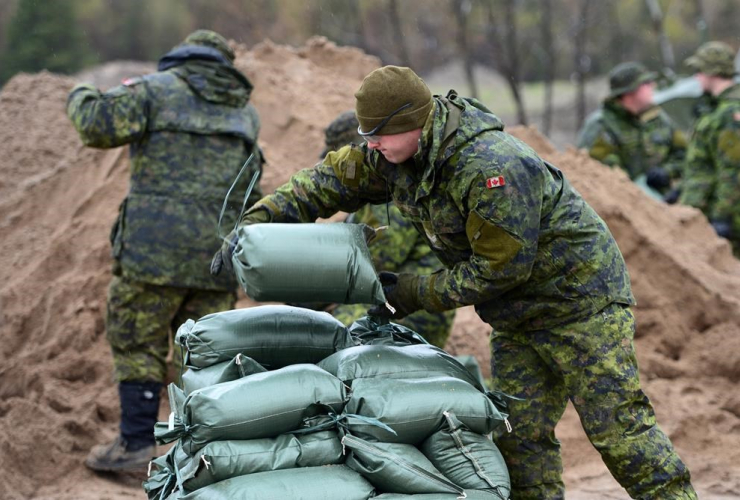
[321,110,362,158]
[679,83,740,250]
[331,203,455,348]
[491,303,695,499]
[67,46,262,292]
[577,100,687,184]
[243,88,694,497]
[107,276,235,382]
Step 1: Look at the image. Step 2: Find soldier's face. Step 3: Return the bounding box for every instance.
[366,128,423,164]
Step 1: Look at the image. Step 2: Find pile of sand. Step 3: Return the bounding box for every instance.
[0,37,738,499]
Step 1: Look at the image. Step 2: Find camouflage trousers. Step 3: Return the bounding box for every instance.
[106,276,236,383]
[332,304,455,349]
[491,303,696,500]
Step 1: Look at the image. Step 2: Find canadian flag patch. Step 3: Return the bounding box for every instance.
[486,176,506,189]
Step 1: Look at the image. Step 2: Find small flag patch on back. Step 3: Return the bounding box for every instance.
[486,176,505,189]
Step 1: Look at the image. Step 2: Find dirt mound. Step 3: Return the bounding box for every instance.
[1,38,738,499]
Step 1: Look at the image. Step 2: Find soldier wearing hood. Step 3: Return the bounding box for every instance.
[214,66,696,499]
[67,30,263,472]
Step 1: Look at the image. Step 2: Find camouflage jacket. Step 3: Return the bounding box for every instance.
[67,48,262,291]
[249,92,634,331]
[679,84,740,231]
[349,203,441,273]
[577,100,687,180]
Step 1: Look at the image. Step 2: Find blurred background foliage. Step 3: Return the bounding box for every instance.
[0,0,737,134]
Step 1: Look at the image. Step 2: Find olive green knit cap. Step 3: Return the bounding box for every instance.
[355,66,433,136]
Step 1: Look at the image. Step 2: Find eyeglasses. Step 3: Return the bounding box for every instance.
[357,102,412,143]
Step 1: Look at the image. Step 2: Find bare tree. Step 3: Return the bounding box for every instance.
[452,0,478,99]
[485,0,527,125]
[645,0,676,74]
[572,0,590,130]
[541,0,555,136]
[387,0,411,67]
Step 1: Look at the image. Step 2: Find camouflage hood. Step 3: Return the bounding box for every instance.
[158,45,253,107]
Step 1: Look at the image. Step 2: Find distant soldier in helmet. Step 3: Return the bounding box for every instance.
[67,29,263,472]
[322,111,455,348]
[679,41,740,252]
[578,62,687,200]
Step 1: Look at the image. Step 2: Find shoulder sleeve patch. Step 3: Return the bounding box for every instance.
[465,209,522,270]
[324,144,366,189]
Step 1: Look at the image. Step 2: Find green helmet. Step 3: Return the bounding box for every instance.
[321,111,362,158]
[607,62,657,100]
[183,29,235,63]
[685,41,737,78]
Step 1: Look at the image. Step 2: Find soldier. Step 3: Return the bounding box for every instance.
[577,62,687,200]
[213,66,696,499]
[67,30,263,472]
[679,41,740,251]
[322,111,455,348]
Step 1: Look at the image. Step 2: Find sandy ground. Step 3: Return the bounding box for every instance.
[1,37,739,499]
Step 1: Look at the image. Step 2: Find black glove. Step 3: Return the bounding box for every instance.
[367,272,423,320]
[663,187,681,205]
[646,167,671,191]
[210,231,239,276]
[710,219,732,239]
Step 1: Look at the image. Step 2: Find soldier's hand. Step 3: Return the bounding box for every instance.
[367,272,423,320]
[211,208,272,276]
[646,167,671,191]
[210,231,239,276]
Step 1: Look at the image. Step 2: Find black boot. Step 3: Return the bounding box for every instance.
[85,381,162,472]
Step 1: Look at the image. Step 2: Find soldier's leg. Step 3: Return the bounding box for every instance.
[549,304,696,499]
[87,276,186,471]
[491,330,569,499]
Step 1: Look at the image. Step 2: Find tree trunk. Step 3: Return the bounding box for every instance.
[486,0,527,125]
[452,0,478,99]
[573,0,590,130]
[388,0,411,67]
[541,0,555,136]
[645,0,675,73]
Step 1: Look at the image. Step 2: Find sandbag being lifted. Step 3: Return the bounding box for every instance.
[176,305,353,369]
[232,223,386,305]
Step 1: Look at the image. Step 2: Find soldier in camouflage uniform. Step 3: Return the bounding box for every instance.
[679,42,740,252]
[67,30,263,472]
[322,111,455,348]
[216,66,696,499]
[578,62,687,200]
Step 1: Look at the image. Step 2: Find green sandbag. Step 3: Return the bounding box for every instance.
[143,444,187,500]
[177,465,375,500]
[156,364,346,453]
[232,223,386,305]
[454,355,487,390]
[421,412,510,499]
[180,354,266,394]
[343,434,463,496]
[178,430,344,492]
[345,377,505,445]
[175,305,354,369]
[318,345,484,390]
[348,316,429,346]
[374,491,502,499]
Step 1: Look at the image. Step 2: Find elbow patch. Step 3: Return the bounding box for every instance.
[324,144,365,189]
[718,129,740,162]
[466,210,522,270]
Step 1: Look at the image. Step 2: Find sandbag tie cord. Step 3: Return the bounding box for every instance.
[216,153,259,242]
[289,412,397,438]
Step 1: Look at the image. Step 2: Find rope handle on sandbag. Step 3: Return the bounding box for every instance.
[288,411,397,437]
[216,153,259,242]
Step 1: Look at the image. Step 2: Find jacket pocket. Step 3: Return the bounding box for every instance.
[110,197,128,259]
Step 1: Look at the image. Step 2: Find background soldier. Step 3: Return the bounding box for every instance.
[67,30,263,472]
[679,41,740,252]
[578,62,687,200]
[217,65,696,499]
[321,111,455,348]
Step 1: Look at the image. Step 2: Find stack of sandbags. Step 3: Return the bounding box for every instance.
[143,310,512,500]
